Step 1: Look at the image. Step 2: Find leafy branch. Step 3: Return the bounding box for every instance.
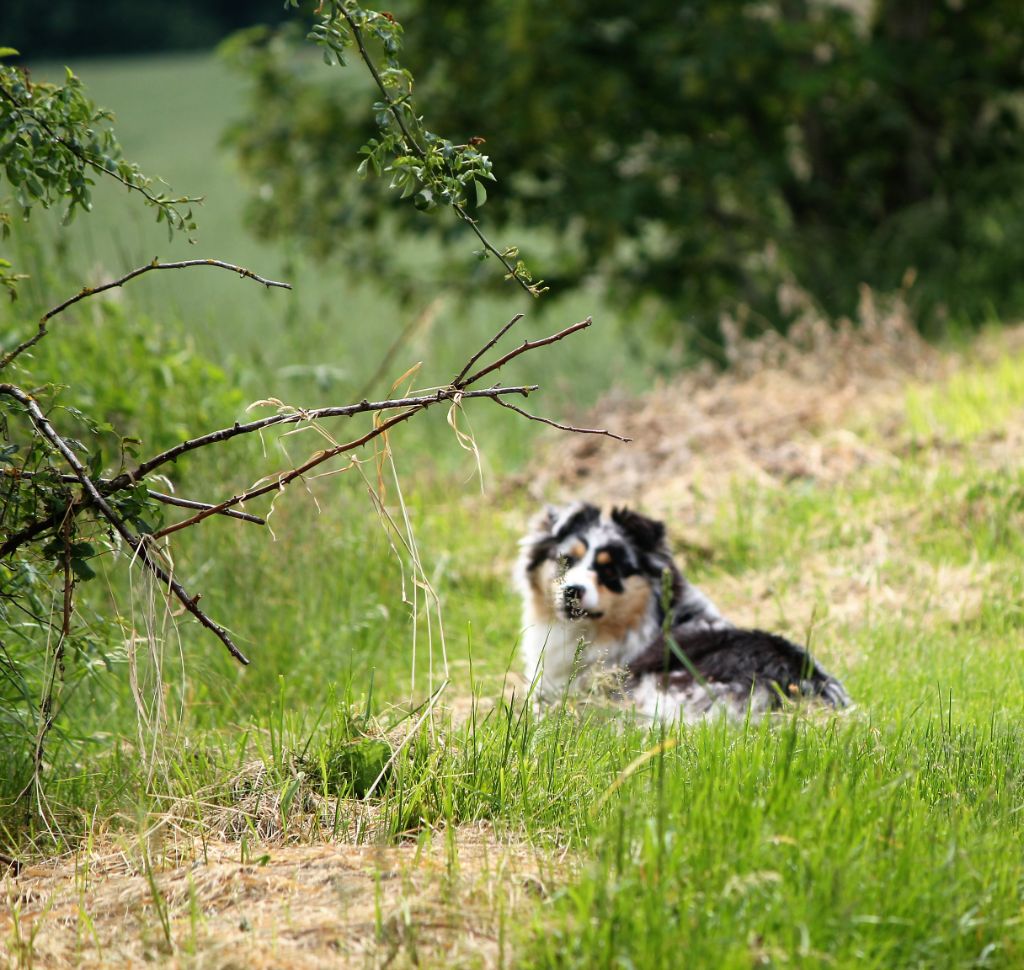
[303,2,547,297]
[0,56,200,236]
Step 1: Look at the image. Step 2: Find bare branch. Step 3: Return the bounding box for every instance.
[0,384,540,560]
[0,383,249,665]
[491,394,632,442]
[150,406,426,540]
[1,258,291,371]
[462,317,593,387]
[144,314,607,539]
[452,312,524,387]
[146,491,266,525]
[114,385,538,490]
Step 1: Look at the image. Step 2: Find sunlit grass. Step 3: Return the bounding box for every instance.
[906,351,1024,441]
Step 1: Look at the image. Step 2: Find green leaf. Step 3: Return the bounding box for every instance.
[474,179,487,208]
[71,558,96,581]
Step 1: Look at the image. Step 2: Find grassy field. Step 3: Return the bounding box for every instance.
[2,52,1024,969]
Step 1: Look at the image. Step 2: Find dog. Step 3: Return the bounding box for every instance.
[516,502,850,722]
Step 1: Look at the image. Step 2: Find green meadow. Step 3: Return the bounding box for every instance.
[2,52,1024,968]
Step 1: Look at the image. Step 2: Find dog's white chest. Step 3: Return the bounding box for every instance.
[520,610,658,703]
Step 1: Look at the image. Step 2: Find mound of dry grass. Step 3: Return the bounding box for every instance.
[524,287,943,516]
[512,289,1024,658]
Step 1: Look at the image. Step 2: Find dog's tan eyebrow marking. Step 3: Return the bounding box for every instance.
[568,541,586,560]
[595,550,612,566]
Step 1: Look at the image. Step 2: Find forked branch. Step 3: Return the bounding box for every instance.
[2,310,623,665]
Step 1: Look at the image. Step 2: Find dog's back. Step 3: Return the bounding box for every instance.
[627,626,851,720]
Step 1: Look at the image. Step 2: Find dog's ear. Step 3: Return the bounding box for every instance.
[520,503,600,572]
[611,507,666,552]
[528,504,561,539]
[552,502,601,540]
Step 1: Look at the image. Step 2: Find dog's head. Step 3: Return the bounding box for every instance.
[517,502,680,632]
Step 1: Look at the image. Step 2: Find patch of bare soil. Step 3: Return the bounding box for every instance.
[1,823,555,969]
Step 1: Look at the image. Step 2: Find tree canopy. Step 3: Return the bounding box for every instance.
[223,0,1024,344]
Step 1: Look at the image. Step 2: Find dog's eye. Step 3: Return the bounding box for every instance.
[558,541,586,570]
[597,560,618,579]
[594,550,618,574]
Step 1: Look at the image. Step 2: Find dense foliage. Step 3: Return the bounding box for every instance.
[224,0,1024,342]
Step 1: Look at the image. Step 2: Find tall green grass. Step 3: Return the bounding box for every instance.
[529,712,1024,968]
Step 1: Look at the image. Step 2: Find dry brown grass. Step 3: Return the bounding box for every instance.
[512,289,1024,669]
[1,823,557,969]
[523,287,943,515]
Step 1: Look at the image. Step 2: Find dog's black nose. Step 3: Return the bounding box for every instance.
[562,585,585,605]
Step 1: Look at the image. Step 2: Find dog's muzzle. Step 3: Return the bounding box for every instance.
[560,584,602,620]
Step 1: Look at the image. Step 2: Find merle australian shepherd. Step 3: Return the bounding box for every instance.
[516,502,850,722]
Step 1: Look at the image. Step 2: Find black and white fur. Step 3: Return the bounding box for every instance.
[516,502,850,722]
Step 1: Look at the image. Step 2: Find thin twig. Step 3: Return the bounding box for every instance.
[21,510,76,804]
[462,317,593,387]
[452,312,524,387]
[453,204,539,291]
[146,491,265,525]
[491,394,632,442]
[1,259,291,371]
[0,384,249,665]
